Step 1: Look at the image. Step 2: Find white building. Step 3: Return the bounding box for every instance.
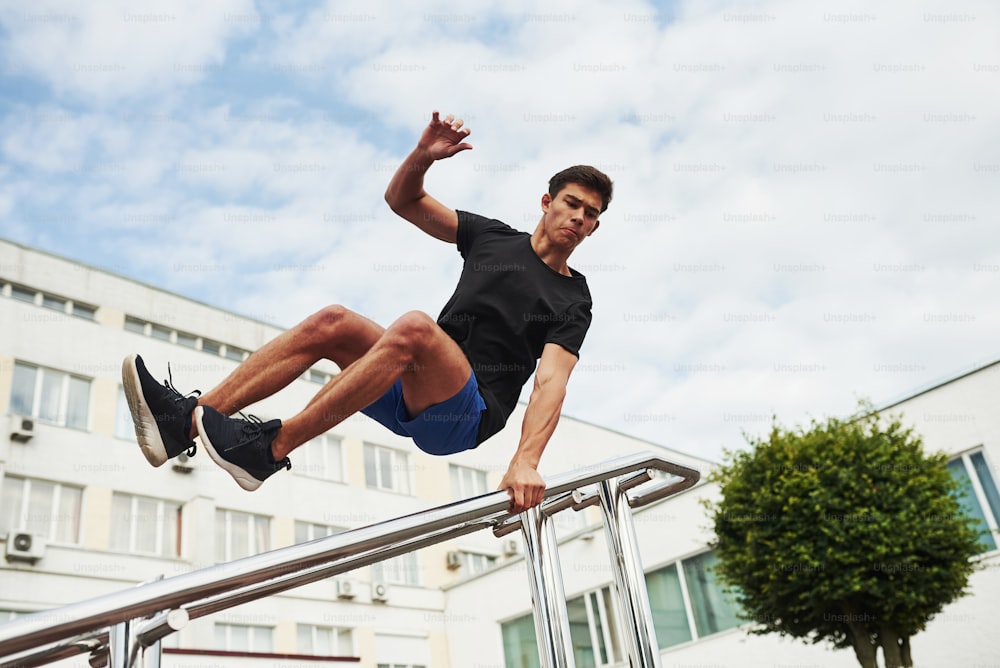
[1,237,997,668]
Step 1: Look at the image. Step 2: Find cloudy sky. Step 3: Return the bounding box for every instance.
[1,0,997,462]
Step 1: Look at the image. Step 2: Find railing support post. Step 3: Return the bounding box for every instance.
[597,479,662,668]
[106,621,131,668]
[520,505,576,668]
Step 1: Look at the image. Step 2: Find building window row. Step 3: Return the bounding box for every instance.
[502,550,742,668]
[1,280,97,321]
[122,315,333,384]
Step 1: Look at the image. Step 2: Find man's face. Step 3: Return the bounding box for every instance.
[540,183,603,249]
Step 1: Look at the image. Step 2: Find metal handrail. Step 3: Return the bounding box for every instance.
[0,451,700,664]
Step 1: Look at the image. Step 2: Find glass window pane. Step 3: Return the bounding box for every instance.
[230,513,249,559]
[55,485,82,544]
[364,445,377,487]
[315,626,333,654]
[215,510,226,562]
[124,317,147,334]
[971,452,1000,527]
[65,376,90,430]
[26,480,54,537]
[37,369,62,423]
[72,303,96,320]
[163,502,179,557]
[683,552,742,637]
[177,331,198,348]
[948,459,997,550]
[502,614,540,668]
[133,497,158,552]
[11,285,35,303]
[10,363,36,416]
[647,562,691,648]
[202,339,221,355]
[254,516,270,554]
[379,450,394,490]
[115,387,134,439]
[110,494,133,551]
[252,626,272,652]
[41,295,66,312]
[1,478,25,534]
[566,595,595,667]
[297,624,312,653]
[230,624,248,650]
[326,438,343,481]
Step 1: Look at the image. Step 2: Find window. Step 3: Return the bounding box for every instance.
[308,369,331,384]
[10,284,36,304]
[646,562,692,648]
[150,324,172,342]
[1,477,83,544]
[41,294,66,312]
[503,551,743,667]
[115,386,136,440]
[372,553,420,586]
[296,434,344,481]
[453,550,497,575]
[503,586,622,668]
[297,624,354,656]
[502,614,540,668]
[202,339,222,355]
[224,345,248,362]
[215,623,272,652]
[176,331,198,349]
[682,552,742,637]
[110,493,180,557]
[450,464,489,500]
[949,450,1000,551]
[374,633,430,668]
[294,521,344,544]
[215,509,270,562]
[364,444,411,494]
[71,302,97,320]
[568,587,622,667]
[9,362,91,429]
[124,316,147,335]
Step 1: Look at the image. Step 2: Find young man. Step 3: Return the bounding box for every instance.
[123,111,612,513]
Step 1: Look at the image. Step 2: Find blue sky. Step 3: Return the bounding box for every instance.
[2,0,999,461]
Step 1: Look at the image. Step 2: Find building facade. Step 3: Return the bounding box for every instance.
[1,238,997,668]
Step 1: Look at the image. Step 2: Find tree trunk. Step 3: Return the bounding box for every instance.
[900,636,913,668]
[845,620,879,668]
[879,627,904,668]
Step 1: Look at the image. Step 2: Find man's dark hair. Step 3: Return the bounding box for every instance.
[548,165,614,213]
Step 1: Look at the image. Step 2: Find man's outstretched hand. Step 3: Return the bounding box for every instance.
[418,111,473,161]
[499,462,547,514]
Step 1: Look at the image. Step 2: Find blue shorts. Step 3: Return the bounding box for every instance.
[360,373,486,456]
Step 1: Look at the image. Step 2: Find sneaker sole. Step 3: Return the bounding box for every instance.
[194,406,263,492]
[122,354,169,467]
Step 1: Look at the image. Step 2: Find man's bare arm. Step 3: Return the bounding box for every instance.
[384,111,472,243]
[498,343,579,513]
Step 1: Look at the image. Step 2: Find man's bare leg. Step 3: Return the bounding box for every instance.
[271,310,473,458]
[192,305,385,435]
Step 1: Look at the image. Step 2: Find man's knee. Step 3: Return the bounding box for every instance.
[298,304,360,345]
[387,311,440,344]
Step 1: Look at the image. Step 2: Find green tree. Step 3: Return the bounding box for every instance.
[707,404,985,668]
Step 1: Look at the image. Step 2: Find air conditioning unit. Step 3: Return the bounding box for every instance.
[5,532,45,564]
[371,581,390,603]
[446,551,462,570]
[502,538,520,556]
[171,452,194,474]
[10,415,34,443]
[335,578,357,600]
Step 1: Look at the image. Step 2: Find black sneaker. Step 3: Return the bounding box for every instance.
[194,406,291,491]
[122,354,200,467]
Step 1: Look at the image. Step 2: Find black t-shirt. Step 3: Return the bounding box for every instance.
[437,211,593,444]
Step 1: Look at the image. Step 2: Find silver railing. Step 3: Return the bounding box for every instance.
[0,451,700,668]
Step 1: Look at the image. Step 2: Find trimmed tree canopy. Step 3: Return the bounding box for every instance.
[708,404,984,668]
